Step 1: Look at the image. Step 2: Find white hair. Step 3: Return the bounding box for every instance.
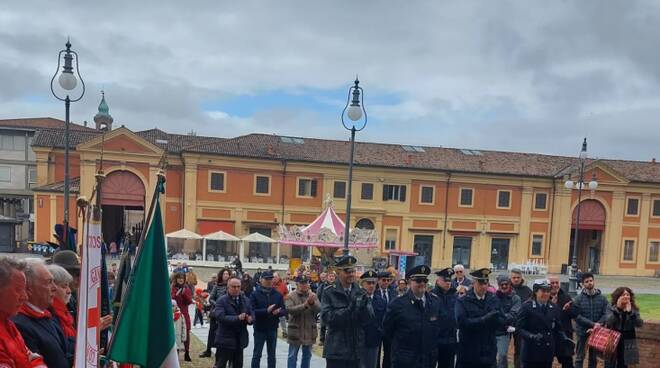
[23,258,47,285]
[453,264,465,272]
[47,264,73,286]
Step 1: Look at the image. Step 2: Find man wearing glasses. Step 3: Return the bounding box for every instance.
[321,255,374,368]
[455,268,504,368]
[451,264,472,290]
[433,267,458,368]
[383,265,442,367]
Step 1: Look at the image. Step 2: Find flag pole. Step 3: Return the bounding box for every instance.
[106,170,166,355]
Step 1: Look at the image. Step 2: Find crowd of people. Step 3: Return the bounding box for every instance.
[0,251,647,368]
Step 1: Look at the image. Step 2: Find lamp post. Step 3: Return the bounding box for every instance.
[341,77,367,256]
[564,138,598,296]
[50,39,85,250]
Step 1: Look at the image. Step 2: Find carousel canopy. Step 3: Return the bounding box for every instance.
[278,196,378,248]
[166,229,203,240]
[204,230,240,241]
[241,232,277,243]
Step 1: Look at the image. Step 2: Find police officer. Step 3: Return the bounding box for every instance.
[455,267,504,368]
[321,254,374,368]
[432,267,458,368]
[383,265,441,368]
[516,279,572,368]
[359,270,383,368]
[374,271,395,368]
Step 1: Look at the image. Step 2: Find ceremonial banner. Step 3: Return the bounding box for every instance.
[108,196,179,368]
[75,217,103,367]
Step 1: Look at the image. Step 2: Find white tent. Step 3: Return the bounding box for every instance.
[241,232,278,264]
[203,231,241,261]
[166,229,203,260]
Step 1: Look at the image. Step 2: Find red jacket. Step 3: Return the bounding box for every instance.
[273,279,289,298]
[0,317,46,368]
[172,285,193,329]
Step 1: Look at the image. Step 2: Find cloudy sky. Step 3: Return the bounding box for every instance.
[1,1,660,161]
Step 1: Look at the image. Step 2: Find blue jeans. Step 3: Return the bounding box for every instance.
[496,334,510,368]
[287,344,312,368]
[251,329,278,368]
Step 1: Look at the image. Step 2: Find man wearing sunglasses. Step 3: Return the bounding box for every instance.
[321,255,374,368]
[451,264,472,290]
[383,265,441,367]
[455,268,504,368]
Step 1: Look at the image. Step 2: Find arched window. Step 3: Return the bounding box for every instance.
[355,218,375,230]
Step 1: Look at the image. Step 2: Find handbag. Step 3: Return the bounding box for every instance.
[588,325,621,357]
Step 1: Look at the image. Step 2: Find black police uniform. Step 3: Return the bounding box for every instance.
[321,255,374,368]
[454,268,504,368]
[516,280,571,368]
[383,265,441,368]
[432,267,458,368]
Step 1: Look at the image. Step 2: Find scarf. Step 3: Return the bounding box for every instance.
[50,297,76,338]
[0,317,46,368]
[18,303,52,320]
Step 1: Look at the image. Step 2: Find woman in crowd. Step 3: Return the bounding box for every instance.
[604,287,643,368]
[241,273,254,298]
[200,268,232,358]
[46,264,75,348]
[456,285,468,298]
[171,272,193,361]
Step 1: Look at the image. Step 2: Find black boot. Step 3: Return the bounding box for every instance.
[184,352,192,362]
[199,350,212,358]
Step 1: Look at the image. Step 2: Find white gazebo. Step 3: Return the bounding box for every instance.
[241,232,279,267]
[166,229,203,261]
[202,230,240,262]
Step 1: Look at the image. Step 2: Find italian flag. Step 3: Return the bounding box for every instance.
[107,197,179,368]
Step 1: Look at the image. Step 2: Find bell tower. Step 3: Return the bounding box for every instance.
[94,91,113,131]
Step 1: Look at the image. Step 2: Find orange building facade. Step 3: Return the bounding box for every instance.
[31,124,660,276]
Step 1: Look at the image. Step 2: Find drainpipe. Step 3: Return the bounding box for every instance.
[280,160,287,224]
[442,172,452,254]
[547,177,557,269]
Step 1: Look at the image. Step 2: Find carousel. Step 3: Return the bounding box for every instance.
[278,195,379,270]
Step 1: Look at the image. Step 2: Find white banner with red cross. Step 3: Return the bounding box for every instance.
[75,217,102,367]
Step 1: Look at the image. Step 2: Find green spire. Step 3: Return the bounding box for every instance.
[97,90,110,116]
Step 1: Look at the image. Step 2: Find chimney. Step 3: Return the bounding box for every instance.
[652,158,656,164]
[267,144,275,155]
[83,120,88,127]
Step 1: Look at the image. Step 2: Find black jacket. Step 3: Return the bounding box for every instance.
[12,308,72,368]
[552,288,573,334]
[249,286,286,331]
[455,290,504,365]
[320,281,374,361]
[512,282,533,303]
[494,290,521,335]
[571,288,608,337]
[516,300,567,363]
[363,293,387,348]
[383,290,441,368]
[432,286,458,345]
[213,293,254,350]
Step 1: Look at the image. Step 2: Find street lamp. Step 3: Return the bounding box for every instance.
[50,39,85,250]
[564,137,598,296]
[341,77,367,256]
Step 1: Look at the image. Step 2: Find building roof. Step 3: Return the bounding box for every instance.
[29,125,660,184]
[0,118,95,131]
[32,177,80,194]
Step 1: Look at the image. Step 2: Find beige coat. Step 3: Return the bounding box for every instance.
[285,289,321,346]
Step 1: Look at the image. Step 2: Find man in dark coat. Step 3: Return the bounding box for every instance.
[571,272,608,368]
[384,265,441,368]
[549,275,574,368]
[213,278,254,368]
[249,270,286,368]
[510,267,532,368]
[360,270,384,368]
[321,255,374,368]
[374,271,395,368]
[494,274,521,368]
[451,264,472,290]
[516,279,572,368]
[432,267,458,368]
[455,267,504,368]
[317,270,336,346]
[12,259,71,368]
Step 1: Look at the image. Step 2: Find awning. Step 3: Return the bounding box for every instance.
[241,232,277,243]
[166,229,203,240]
[204,231,240,241]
